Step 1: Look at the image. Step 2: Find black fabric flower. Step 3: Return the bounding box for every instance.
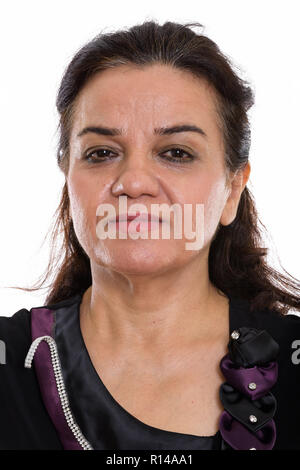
[219,326,280,450]
[228,327,279,368]
[220,383,277,432]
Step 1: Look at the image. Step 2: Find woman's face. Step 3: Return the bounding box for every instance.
[67,64,247,275]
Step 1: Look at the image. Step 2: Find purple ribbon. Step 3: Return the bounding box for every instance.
[220,354,278,400]
[31,307,83,450]
[219,410,276,450]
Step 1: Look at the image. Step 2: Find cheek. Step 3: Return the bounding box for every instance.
[67,174,98,246]
[203,178,227,230]
[175,174,226,241]
[174,173,220,211]
[67,171,118,255]
[68,175,88,214]
[68,170,107,215]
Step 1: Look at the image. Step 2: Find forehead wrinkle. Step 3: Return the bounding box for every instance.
[71,70,222,152]
[75,96,213,138]
[74,63,217,116]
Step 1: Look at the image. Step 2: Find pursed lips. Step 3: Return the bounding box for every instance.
[112,212,162,223]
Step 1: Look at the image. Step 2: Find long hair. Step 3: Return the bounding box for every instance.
[11,20,300,314]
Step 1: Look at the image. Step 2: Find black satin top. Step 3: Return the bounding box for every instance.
[1,292,300,449]
[54,293,223,450]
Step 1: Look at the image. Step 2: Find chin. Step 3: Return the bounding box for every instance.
[93,240,177,275]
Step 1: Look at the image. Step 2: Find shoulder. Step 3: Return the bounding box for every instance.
[257,309,300,369]
[0,308,31,365]
[0,307,31,342]
[0,293,83,355]
[230,297,300,344]
[259,309,300,351]
[230,297,300,370]
[0,306,63,449]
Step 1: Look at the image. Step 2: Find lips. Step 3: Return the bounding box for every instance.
[114,212,162,223]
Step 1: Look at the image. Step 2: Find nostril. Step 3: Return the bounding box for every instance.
[111,182,124,196]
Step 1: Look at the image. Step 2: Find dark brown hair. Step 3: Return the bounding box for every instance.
[11,20,300,314]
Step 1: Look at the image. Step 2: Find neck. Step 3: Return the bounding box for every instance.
[79,258,229,351]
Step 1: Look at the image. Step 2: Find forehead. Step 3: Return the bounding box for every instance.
[71,64,221,138]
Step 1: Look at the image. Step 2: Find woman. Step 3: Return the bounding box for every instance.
[1,20,300,451]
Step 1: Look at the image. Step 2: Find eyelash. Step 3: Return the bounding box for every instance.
[83,147,195,164]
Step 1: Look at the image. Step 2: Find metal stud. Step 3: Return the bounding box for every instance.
[248,382,257,390]
[231,330,240,340]
[249,414,258,423]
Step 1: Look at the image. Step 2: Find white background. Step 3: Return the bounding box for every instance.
[0,0,299,315]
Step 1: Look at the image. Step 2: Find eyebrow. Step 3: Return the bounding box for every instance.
[77,124,207,139]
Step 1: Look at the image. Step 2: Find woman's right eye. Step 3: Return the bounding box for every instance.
[84,149,117,163]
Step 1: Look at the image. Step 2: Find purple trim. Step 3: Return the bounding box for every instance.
[220,354,278,400]
[219,410,276,450]
[31,307,83,450]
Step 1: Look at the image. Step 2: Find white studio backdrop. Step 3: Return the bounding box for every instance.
[0,0,299,315]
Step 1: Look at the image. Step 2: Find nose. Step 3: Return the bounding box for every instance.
[111,157,160,199]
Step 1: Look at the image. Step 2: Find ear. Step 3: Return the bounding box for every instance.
[220,162,251,226]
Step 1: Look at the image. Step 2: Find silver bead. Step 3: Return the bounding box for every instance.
[249,414,258,423]
[248,382,257,390]
[231,330,240,340]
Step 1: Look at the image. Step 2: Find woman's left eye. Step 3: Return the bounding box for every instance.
[159,148,194,163]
